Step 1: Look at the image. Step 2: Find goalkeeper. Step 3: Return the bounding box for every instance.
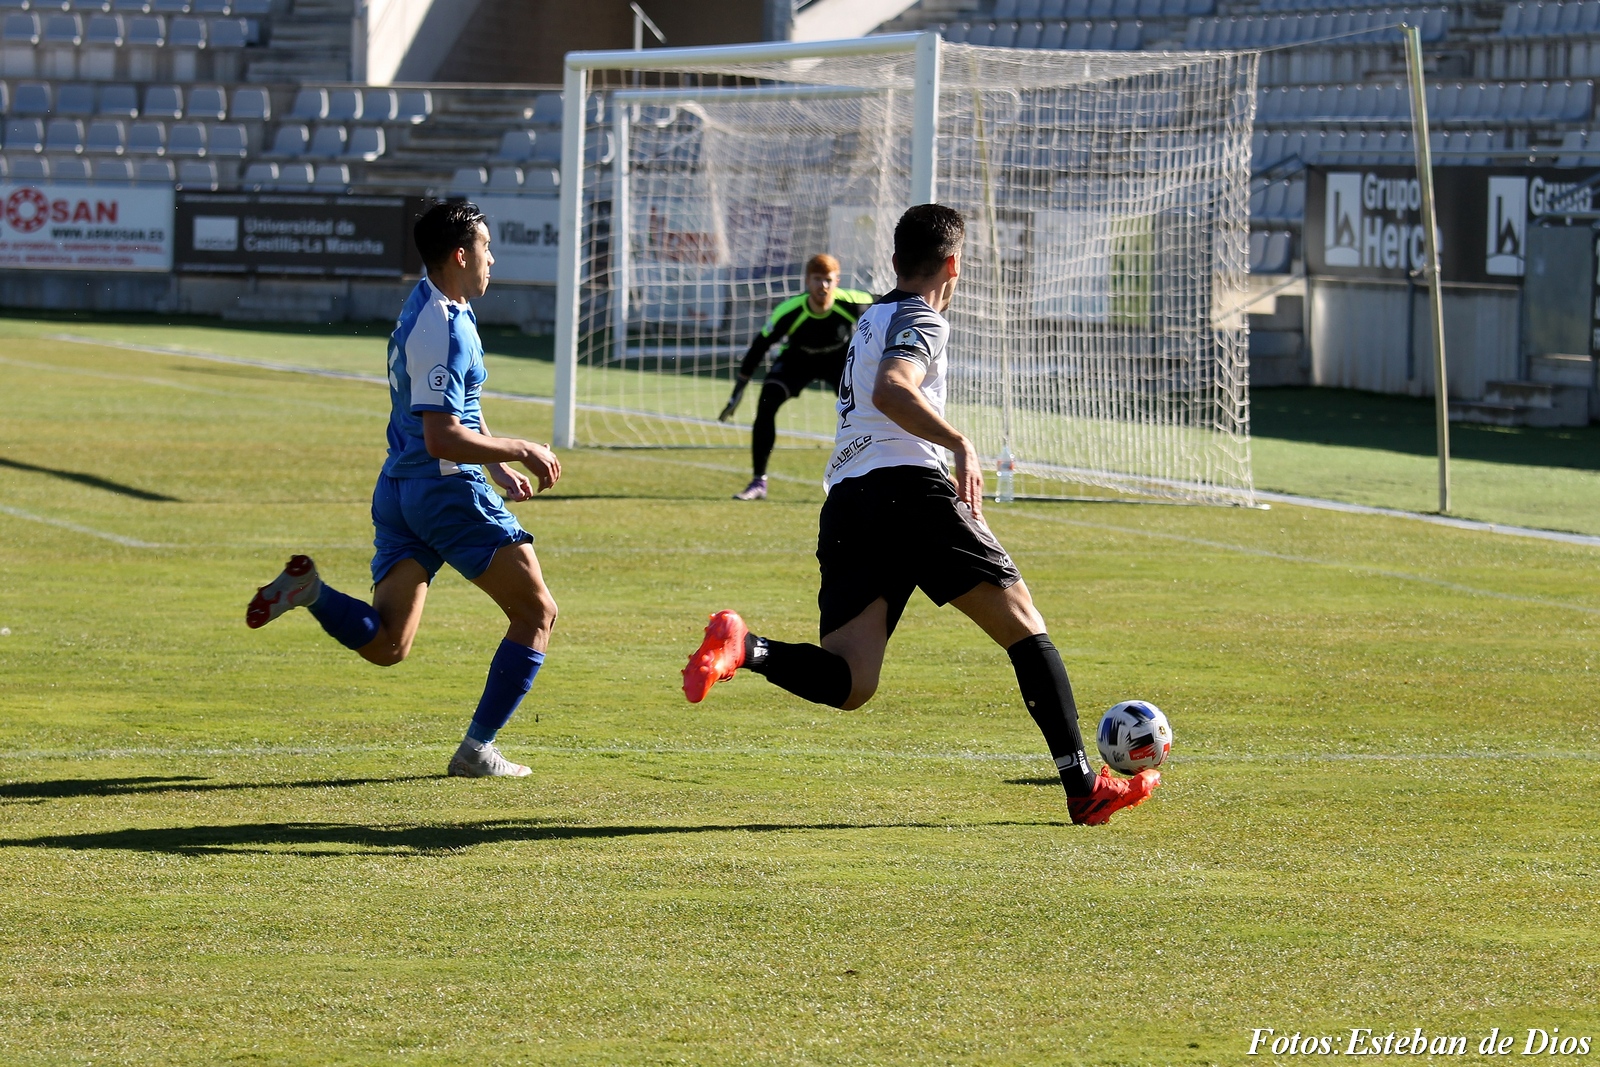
[719,253,873,500]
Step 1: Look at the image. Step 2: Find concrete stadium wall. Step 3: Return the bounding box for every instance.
[1308,279,1520,399]
[0,271,556,335]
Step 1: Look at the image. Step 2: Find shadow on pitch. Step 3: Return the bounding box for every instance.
[1004,776,1063,787]
[0,817,1070,857]
[0,774,441,802]
[0,456,180,502]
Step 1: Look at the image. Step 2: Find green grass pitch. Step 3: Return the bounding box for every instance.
[0,318,1597,1065]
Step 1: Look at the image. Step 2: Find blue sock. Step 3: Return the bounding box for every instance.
[306,585,381,651]
[466,640,545,744]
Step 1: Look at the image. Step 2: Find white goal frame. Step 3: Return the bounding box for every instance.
[551,33,1256,506]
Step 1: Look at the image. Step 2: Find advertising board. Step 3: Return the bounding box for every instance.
[0,182,173,271]
[174,193,418,276]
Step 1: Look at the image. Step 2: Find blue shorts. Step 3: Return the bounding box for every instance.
[370,470,530,585]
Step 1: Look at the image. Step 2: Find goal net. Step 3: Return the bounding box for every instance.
[555,34,1258,505]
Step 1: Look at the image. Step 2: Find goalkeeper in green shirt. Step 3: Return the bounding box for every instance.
[720,253,874,500]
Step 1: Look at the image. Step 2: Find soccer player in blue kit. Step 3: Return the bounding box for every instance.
[246,201,561,778]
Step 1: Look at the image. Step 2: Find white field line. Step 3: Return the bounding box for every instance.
[1253,489,1600,548]
[0,739,1594,765]
[0,503,166,548]
[1000,509,1600,616]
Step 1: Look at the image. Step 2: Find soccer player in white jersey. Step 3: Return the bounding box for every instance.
[245,201,562,778]
[681,204,1159,825]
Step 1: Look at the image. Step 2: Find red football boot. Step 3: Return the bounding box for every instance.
[246,555,321,629]
[1068,764,1161,826]
[682,610,748,703]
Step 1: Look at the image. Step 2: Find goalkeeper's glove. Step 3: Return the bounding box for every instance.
[718,379,749,422]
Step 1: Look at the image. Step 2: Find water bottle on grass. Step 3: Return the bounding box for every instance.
[997,445,1016,504]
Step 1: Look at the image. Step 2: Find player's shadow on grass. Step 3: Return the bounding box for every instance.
[0,456,181,502]
[1004,776,1063,787]
[0,817,1069,857]
[0,774,440,802]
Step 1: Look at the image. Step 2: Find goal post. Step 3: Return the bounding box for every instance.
[553,33,1258,505]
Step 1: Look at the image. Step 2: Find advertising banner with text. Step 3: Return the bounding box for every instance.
[474,195,560,284]
[0,182,173,271]
[174,193,419,276]
[1305,165,1597,284]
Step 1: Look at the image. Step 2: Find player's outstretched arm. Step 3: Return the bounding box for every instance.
[421,411,561,493]
[872,359,984,520]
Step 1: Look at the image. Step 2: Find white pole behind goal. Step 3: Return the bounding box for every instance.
[553,61,586,449]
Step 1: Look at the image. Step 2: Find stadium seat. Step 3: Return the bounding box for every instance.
[192,0,231,14]
[1014,20,1042,47]
[208,121,245,155]
[207,17,248,47]
[275,160,313,187]
[57,83,96,115]
[2,12,39,76]
[241,159,276,187]
[326,87,361,121]
[231,0,269,15]
[0,83,7,114]
[151,0,190,12]
[395,89,430,123]
[4,117,43,151]
[522,167,557,194]
[85,118,125,153]
[98,83,139,117]
[3,12,39,41]
[127,119,164,153]
[54,156,91,180]
[1064,21,1089,47]
[450,165,486,190]
[167,120,204,155]
[9,154,47,177]
[268,122,308,155]
[343,124,382,161]
[112,0,151,12]
[529,93,562,127]
[306,123,344,157]
[229,85,268,120]
[1087,20,1115,47]
[941,21,969,43]
[136,157,173,181]
[125,13,162,42]
[487,165,522,190]
[177,158,218,188]
[187,85,226,120]
[362,87,397,122]
[989,22,1017,47]
[494,129,536,161]
[13,81,50,114]
[93,156,134,180]
[289,87,327,121]
[45,117,85,152]
[168,14,204,45]
[144,85,182,119]
[1113,19,1140,48]
[1039,21,1066,47]
[42,12,82,42]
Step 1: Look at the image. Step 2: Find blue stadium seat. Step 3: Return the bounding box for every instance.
[125,13,162,44]
[85,118,126,152]
[267,122,308,155]
[344,125,382,160]
[327,87,362,122]
[524,168,558,195]
[187,85,226,120]
[168,14,204,46]
[207,16,247,46]
[44,117,84,152]
[42,12,82,43]
[362,88,397,122]
[167,120,204,155]
[241,160,275,187]
[143,84,182,119]
[13,81,50,114]
[177,158,219,189]
[127,119,164,153]
[229,85,268,120]
[395,89,430,123]
[494,128,536,162]
[93,157,134,180]
[289,88,327,121]
[1015,20,1042,47]
[208,122,246,156]
[311,162,346,191]
[274,161,313,187]
[136,157,173,181]
[450,165,486,191]
[486,165,522,190]
[9,154,48,178]
[98,83,138,117]
[306,123,344,157]
[1039,20,1066,46]
[5,117,44,151]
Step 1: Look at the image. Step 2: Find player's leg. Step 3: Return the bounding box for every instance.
[682,598,888,710]
[245,551,429,667]
[446,541,556,777]
[737,379,790,500]
[952,578,1158,825]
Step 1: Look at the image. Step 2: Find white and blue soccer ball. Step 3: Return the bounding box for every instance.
[1097,701,1172,774]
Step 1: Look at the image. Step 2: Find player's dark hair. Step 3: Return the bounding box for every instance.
[894,204,965,281]
[414,200,487,270]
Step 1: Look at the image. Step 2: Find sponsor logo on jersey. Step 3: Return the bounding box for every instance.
[894,327,921,349]
[830,434,872,470]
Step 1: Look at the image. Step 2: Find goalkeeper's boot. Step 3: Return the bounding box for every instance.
[447,740,532,778]
[733,476,768,501]
[1068,764,1161,826]
[682,610,747,703]
[246,555,322,629]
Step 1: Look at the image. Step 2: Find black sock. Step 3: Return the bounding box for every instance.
[1007,633,1096,796]
[743,632,853,708]
[750,384,784,478]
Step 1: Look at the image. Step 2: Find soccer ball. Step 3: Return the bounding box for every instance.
[1096,701,1172,774]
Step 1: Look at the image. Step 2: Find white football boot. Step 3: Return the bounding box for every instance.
[447,740,532,778]
[246,555,322,629]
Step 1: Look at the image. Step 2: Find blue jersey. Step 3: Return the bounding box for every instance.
[383,277,486,478]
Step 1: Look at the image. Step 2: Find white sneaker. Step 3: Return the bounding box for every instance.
[733,476,768,501]
[447,740,532,778]
[246,555,322,629]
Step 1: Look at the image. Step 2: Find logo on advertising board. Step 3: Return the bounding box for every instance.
[192,215,239,252]
[0,183,172,271]
[1486,176,1527,277]
[1319,172,1430,273]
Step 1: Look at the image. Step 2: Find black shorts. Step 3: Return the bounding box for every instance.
[764,353,845,398]
[816,465,1023,639]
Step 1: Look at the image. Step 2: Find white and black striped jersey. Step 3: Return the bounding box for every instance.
[824,290,950,491]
